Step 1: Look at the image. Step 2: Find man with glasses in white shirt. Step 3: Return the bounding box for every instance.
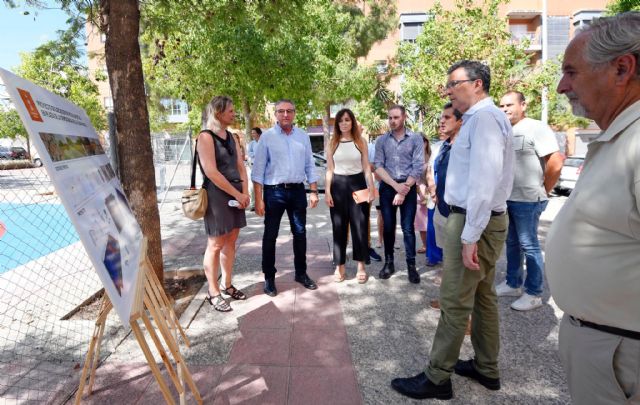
[391,60,514,400]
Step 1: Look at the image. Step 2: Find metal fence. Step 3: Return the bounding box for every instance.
[0,130,196,403]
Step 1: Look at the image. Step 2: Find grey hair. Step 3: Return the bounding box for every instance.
[202,95,233,131]
[275,99,296,109]
[582,12,640,79]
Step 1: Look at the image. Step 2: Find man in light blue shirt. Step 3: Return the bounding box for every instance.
[252,99,319,296]
[247,127,261,163]
[373,105,424,284]
[392,60,514,400]
[246,127,261,210]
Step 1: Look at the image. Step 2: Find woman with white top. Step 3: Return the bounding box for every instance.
[325,109,375,283]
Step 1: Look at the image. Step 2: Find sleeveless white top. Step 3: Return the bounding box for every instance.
[333,141,363,175]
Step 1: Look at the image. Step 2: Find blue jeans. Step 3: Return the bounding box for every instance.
[379,182,417,264]
[262,186,307,278]
[505,200,548,296]
[426,207,443,264]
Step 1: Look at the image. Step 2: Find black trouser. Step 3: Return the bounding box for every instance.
[330,173,370,265]
[262,184,307,278]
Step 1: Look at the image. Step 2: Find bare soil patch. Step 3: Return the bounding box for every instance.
[63,274,206,321]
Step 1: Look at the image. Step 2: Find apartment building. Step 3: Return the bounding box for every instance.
[361,0,609,93]
[85,23,188,124]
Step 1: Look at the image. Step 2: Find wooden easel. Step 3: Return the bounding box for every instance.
[75,240,202,405]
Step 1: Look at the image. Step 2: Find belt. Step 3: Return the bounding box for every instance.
[264,182,304,190]
[569,316,640,340]
[450,205,505,217]
[393,178,408,183]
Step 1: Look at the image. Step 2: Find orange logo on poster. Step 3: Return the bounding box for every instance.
[17,88,43,122]
[0,221,6,239]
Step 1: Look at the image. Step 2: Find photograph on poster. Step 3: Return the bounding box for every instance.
[39,132,105,162]
[104,189,138,239]
[103,234,123,295]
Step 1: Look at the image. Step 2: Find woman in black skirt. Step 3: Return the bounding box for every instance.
[197,96,250,312]
[325,109,375,283]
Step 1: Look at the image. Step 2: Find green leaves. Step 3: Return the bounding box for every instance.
[399,0,588,133]
[0,109,28,139]
[141,0,395,131]
[4,27,106,134]
[606,0,640,14]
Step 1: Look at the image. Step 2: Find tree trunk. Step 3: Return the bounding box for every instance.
[242,99,251,142]
[322,103,331,153]
[100,0,163,281]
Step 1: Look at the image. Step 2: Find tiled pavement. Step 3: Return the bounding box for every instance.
[67,197,571,404]
[74,208,364,405]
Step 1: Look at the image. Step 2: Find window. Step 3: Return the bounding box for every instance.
[375,60,388,74]
[399,13,429,42]
[160,99,189,123]
[573,10,603,29]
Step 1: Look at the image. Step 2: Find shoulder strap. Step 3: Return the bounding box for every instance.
[192,130,214,189]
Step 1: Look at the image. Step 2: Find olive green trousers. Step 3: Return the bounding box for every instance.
[425,212,508,384]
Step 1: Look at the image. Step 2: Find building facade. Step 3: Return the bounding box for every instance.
[361,0,609,93]
[85,23,188,124]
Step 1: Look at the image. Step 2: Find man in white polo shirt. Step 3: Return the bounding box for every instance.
[547,12,640,405]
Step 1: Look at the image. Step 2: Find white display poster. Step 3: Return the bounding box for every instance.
[0,68,142,324]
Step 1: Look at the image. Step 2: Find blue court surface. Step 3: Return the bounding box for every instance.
[0,203,80,274]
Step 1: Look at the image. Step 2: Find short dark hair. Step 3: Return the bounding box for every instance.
[443,102,463,121]
[505,90,526,103]
[447,60,491,93]
[388,104,406,115]
[252,127,262,135]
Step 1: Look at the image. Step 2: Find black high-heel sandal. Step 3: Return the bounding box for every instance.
[220,285,247,300]
[205,292,232,312]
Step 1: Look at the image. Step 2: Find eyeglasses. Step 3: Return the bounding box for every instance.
[276,109,295,114]
[445,79,475,89]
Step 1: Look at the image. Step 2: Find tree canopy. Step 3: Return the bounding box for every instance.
[141,0,395,134]
[606,0,640,14]
[399,0,586,135]
[0,29,106,138]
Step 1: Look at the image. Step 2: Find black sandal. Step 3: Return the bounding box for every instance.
[220,284,247,300]
[205,293,232,312]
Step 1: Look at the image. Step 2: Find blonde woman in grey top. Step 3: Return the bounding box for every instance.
[325,109,375,283]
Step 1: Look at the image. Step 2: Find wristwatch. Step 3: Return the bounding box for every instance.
[309,190,319,194]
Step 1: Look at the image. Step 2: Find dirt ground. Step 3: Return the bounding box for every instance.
[66,274,206,321]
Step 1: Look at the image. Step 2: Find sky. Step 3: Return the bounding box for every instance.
[0,2,75,71]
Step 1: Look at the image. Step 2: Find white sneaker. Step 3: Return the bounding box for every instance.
[495,280,521,297]
[511,293,543,311]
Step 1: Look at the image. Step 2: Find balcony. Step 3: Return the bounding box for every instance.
[510,32,542,52]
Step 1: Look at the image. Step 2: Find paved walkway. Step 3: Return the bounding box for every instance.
[73,203,364,404]
[69,197,571,405]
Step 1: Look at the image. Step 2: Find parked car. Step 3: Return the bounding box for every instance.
[0,146,11,160]
[554,156,584,195]
[312,152,326,192]
[0,146,42,167]
[10,146,29,160]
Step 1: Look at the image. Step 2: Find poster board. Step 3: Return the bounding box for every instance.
[0,68,142,324]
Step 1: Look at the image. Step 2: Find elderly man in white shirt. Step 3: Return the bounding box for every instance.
[391,60,514,400]
[547,12,640,405]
